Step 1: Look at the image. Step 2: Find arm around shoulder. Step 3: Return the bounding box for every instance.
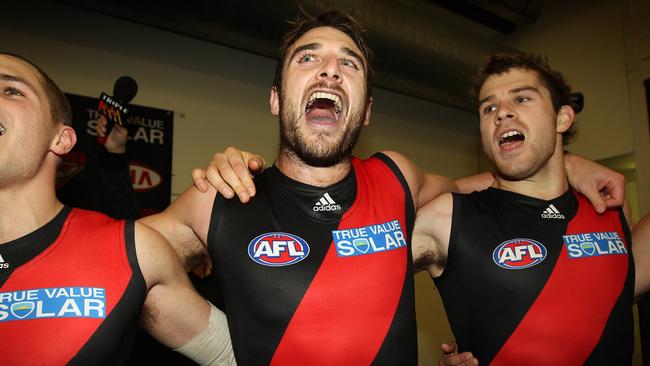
[380,150,458,209]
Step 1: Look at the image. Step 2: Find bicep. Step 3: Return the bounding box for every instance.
[412,193,453,278]
[135,223,211,348]
[139,185,216,268]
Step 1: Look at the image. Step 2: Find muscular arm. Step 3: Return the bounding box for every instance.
[135,222,235,364]
[412,193,454,278]
[634,213,650,300]
[138,186,216,272]
[136,222,211,347]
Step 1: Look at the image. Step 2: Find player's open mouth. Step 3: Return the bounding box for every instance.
[0,123,6,136]
[305,91,343,125]
[498,130,524,148]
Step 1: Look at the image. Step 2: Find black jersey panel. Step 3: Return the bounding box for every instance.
[207,156,418,365]
[438,189,572,362]
[208,169,343,365]
[437,189,633,365]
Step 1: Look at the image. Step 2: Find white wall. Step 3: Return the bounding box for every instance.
[1,1,480,364]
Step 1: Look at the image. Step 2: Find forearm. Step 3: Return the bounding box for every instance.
[175,304,237,365]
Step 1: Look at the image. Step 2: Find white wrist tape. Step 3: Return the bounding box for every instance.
[174,303,237,365]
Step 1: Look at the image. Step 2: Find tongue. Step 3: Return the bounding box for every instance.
[307,99,337,124]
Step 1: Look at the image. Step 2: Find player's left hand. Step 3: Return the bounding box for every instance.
[439,342,478,366]
[192,146,265,203]
[565,153,625,213]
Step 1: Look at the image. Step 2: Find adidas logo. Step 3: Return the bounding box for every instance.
[313,192,341,212]
[0,253,8,269]
[541,204,565,219]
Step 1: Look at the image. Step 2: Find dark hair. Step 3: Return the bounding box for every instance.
[473,52,575,145]
[272,9,374,99]
[0,52,72,126]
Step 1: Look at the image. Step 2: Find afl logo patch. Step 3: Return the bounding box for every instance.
[248,232,310,267]
[492,238,547,270]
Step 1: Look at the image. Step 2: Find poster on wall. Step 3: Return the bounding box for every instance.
[59,93,174,217]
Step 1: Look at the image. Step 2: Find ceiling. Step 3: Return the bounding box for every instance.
[58,0,543,111]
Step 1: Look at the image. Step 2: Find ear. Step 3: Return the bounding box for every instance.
[270,87,280,116]
[362,97,373,126]
[556,105,575,134]
[50,125,77,155]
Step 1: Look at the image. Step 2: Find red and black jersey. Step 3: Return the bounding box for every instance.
[206,153,417,365]
[436,188,634,365]
[0,207,147,365]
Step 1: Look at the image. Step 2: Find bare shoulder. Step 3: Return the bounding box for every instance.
[379,150,423,196]
[379,150,418,178]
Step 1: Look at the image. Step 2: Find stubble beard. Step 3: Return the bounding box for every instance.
[278,92,366,168]
[485,135,557,182]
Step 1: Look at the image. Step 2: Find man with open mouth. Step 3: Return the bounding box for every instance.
[143,10,628,366]
[413,53,650,365]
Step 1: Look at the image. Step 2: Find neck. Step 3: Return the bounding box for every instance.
[493,147,569,200]
[0,164,63,244]
[275,151,352,187]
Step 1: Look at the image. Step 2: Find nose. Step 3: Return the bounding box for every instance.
[317,56,342,84]
[495,102,515,124]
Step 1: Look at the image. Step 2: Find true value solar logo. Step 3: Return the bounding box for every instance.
[0,287,106,322]
[563,232,627,259]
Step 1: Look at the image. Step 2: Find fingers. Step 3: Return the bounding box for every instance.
[247,155,266,175]
[439,354,478,366]
[96,115,108,137]
[582,183,607,214]
[224,147,256,199]
[439,342,478,366]
[440,342,458,354]
[191,168,209,193]
[198,147,262,203]
[603,173,625,208]
[439,351,478,366]
[204,160,238,200]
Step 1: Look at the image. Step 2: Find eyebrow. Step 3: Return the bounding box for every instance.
[0,73,36,93]
[478,85,541,106]
[289,43,366,72]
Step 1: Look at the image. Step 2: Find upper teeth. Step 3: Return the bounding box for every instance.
[0,124,5,135]
[500,131,521,140]
[307,92,342,113]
